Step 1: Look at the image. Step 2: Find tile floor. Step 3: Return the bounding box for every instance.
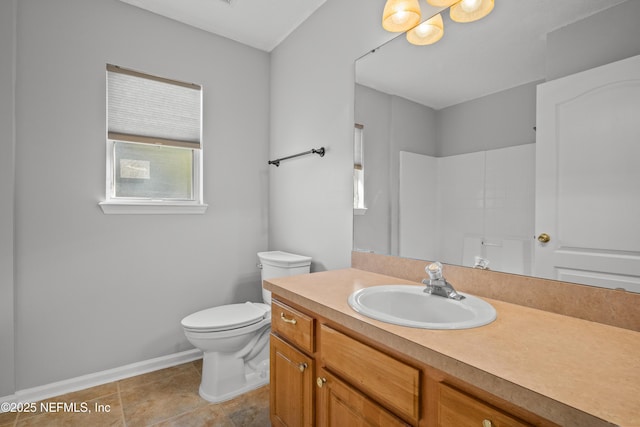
[0,360,271,427]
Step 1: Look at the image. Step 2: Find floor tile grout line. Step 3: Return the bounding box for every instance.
[6,362,269,427]
[118,364,210,427]
[145,405,204,427]
[144,360,235,427]
[116,381,127,427]
[118,365,199,395]
[190,361,201,376]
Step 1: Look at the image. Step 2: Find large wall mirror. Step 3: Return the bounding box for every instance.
[354,0,640,292]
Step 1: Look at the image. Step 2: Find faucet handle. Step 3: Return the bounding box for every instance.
[426,262,444,280]
[473,256,490,270]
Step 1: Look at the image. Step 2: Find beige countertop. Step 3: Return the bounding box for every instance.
[264,268,640,427]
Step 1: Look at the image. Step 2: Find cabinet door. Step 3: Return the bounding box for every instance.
[270,334,314,427]
[316,369,410,427]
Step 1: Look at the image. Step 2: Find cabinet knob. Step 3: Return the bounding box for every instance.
[280,312,297,325]
[316,377,327,388]
[482,420,494,427]
[298,362,308,373]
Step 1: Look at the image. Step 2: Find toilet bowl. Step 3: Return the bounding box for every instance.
[181,251,311,403]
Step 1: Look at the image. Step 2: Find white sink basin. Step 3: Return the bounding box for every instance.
[348,285,496,330]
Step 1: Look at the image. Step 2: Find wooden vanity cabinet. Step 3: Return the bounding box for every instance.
[271,334,314,427]
[270,300,316,427]
[316,367,409,427]
[270,296,557,427]
[319,324,420,425]
[434,382,532,427]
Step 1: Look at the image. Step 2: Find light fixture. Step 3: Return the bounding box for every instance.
[450,0,494,23]
[406,13,444,45]
[425,0,458,7]
[382,0,422,33]
[382,0,495,46]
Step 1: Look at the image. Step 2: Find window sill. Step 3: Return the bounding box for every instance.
[99,201,208,215]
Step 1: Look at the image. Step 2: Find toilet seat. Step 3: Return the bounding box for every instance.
[181,302,270,333]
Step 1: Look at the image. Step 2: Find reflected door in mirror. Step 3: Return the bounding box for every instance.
[535,54,640,292]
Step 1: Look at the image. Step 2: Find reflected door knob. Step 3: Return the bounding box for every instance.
[537,233,551,243]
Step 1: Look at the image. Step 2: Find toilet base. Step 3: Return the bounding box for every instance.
[199,367,269,403]
[197,329,270,403]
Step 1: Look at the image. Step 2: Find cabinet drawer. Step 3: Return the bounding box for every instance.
[320,325,420,424]
[271,299,314,354]
[437,383,531,427]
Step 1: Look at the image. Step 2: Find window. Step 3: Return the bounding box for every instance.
[99,64,207,214]
[353,123,366,215]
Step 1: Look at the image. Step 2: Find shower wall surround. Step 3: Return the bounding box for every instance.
[399,144,535,275]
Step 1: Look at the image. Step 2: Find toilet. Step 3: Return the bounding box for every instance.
[181,251,312,403]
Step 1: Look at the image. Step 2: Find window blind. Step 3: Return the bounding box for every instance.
[107,64,201,149]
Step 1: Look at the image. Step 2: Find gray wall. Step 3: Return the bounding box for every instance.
[0,0,16,398]
[546,0,640,81]
[258,0,640,295]
[5,0,270,392]
[436,81,538,157]
[353,85,392,255]
[268,0,419,271]
[353,84,437,255]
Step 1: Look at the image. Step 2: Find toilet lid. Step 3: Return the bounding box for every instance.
[181,302,270,332]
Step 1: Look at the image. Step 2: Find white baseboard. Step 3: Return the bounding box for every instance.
[0,348,202,406]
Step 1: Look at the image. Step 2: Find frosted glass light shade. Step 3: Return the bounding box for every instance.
[450,0,494,23]
[406,13,444,46]
[382,0,421,32]
[425,0,458,7]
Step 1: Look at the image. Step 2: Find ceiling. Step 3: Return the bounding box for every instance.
[119,0,327,52]
[119,0,627,107]
[356,0,627,110]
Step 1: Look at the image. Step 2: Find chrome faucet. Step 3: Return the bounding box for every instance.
[422,262,465,301]
[473,256,490,270]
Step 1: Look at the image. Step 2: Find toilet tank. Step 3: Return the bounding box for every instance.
[258,251,312,305]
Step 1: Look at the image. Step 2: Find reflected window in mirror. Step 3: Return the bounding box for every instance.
[353,124,366,215]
